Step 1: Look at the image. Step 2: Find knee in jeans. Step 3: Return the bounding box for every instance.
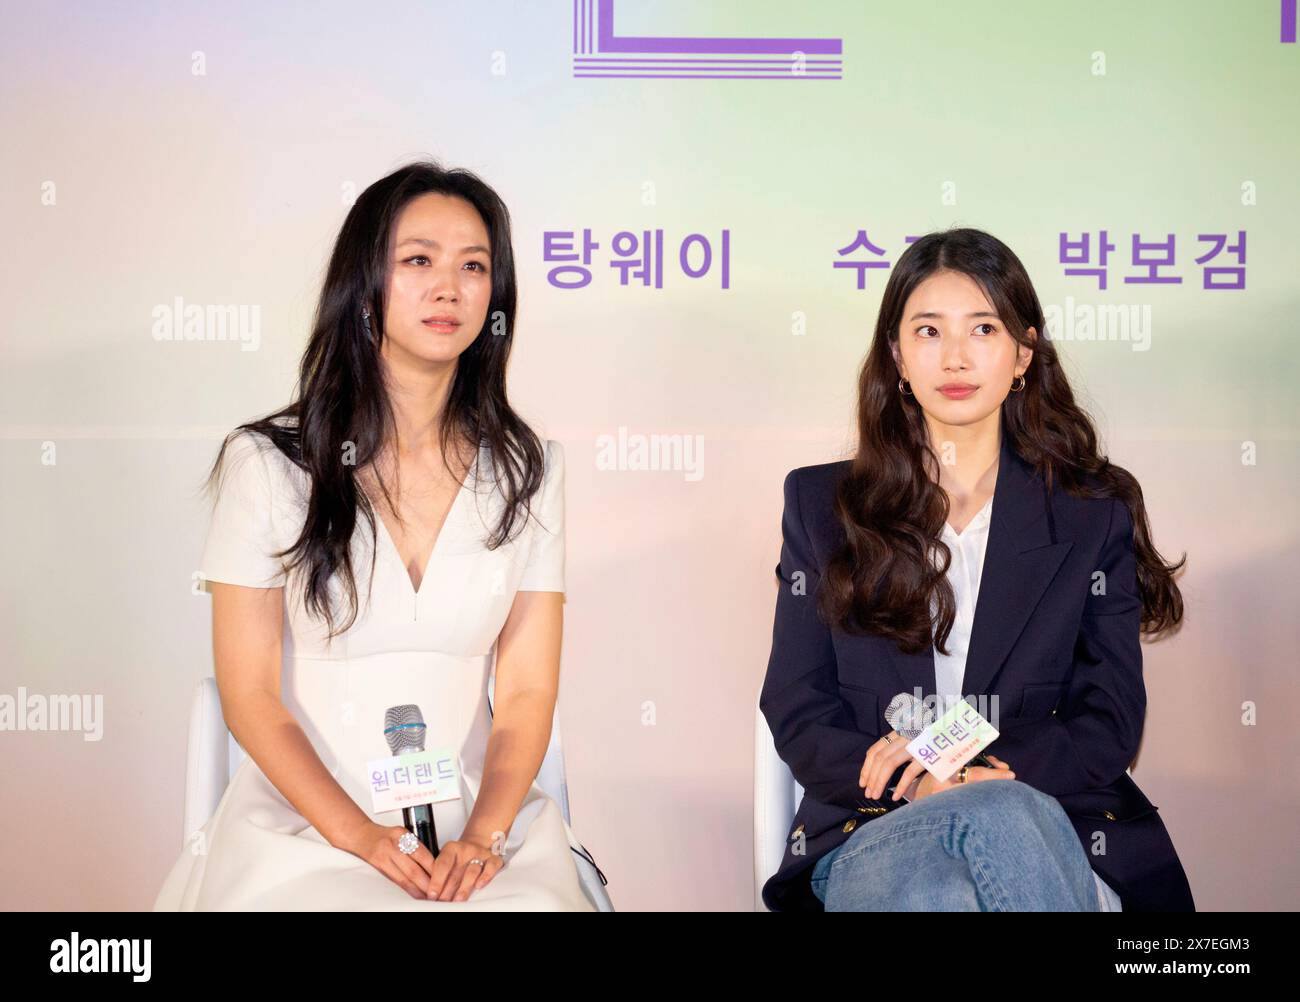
[963,778,1061,825]
[977,779,1071,836]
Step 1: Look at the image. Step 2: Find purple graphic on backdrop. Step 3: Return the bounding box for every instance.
[828,230,1247,291]
[1056,231,1246,290]
[572,0,843,79]
[832,230,890,289]
[543,228,731,289]
[1283,0,1296,43]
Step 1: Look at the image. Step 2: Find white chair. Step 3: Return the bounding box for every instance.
[183,675,614,911]
[753,694,1127,912]
[753,699,803,911]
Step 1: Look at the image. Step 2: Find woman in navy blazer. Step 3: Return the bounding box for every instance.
[760,228,1194,912]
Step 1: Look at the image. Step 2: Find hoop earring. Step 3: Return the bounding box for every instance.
[898,378,914,396]
[1010,374,1026,392]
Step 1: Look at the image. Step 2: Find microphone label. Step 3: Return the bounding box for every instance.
[366,748,461,813]
[905,700,999,783]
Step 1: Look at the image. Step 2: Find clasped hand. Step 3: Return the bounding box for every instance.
[859,731,1015,802]
[347,822,507,901]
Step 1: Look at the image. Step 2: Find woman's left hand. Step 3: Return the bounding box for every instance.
[426,833,505,901]
[894,752,1014,802]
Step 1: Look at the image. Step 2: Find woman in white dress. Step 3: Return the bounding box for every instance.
[154,161,597,911]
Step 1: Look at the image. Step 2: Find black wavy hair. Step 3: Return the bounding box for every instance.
[205,159,544,640]
[821,227,1185,655]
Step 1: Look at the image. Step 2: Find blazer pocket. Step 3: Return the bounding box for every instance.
[838,683,880,735]
[1018,682,1067,720]
[1069,803,1160,824]
[1057,772,1159,823]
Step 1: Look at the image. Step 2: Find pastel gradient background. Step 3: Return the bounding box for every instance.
[1,0,1296,911]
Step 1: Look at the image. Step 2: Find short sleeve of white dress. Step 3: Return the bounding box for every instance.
[199,430,289,589]
[516,439,565,593]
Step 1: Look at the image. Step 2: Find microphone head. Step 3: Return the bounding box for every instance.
[383,704,427,754]
[885,692,935,740]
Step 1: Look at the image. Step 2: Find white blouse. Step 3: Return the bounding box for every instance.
[932,493,996,709]
[921,491,1123,911]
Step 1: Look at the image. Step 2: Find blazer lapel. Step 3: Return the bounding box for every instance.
[887,428,1074,709]
[962,429,1073,699]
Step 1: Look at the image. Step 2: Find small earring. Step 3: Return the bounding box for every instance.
[898,377,914,396]
[361,308,372,335]
[1011,374,1026,392]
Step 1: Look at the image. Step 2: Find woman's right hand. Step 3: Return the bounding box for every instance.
[341,821,438,900]
[909,754,1016,802]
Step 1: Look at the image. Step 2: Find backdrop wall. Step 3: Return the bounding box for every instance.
[1,0,1296,910]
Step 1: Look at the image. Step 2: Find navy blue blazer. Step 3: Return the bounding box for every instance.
[759,429,1195,912]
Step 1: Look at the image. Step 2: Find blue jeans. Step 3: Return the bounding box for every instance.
[810,780,1102,911]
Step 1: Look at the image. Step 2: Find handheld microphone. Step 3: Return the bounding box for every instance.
[383,704,439,857]
[884,692,998,778]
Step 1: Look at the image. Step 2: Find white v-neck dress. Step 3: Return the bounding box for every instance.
[153,428,596,911]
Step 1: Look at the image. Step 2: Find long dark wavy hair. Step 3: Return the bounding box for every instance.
[820,227,1185,655]
[204,160,545,640]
